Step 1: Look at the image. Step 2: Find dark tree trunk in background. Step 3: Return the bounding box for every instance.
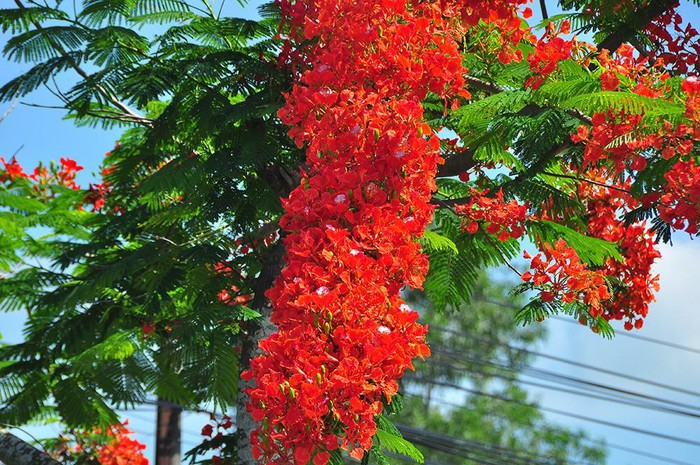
[156,399,182,465]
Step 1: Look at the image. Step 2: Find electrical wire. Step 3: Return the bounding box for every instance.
[405,381,700,447]
[404,393,697,465]
[551,315,700,355]
[473,299,700,355]
[396,423,593,465]
[428,344,700,419]
[430,324,700,399]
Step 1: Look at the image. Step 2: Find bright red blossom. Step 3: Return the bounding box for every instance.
[645,3,700,74]
[0,156,28,181]
[526,21,574,89]
[455,189,527,241]
[522,239,611,316]
[97,423,149,465]
[244,0,533,463]
[659,159,700,234]
[581,179,660,326]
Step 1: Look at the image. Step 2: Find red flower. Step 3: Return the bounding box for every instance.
[0,156,28,182]
[97,423,149,465]
[245,0,514,461]
[454,189,527,241]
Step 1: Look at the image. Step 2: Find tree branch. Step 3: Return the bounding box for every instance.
[539,0,549,20]
[464,75,504,94]
[596,0,677,53]
[236,240,285,465]
[429,196,471,208]
[540,170,631,195]
[0,430,60,465]
[0,95,19,125]
[436,148,476,178]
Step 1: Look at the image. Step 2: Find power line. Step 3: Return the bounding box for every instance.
[406,381,700,448]
[405,393,696,465]
[397,423,594,465]
[551,315,700,355]
[429,344,700,419]
[475,299,700,356]
[429,324,700,399]
[405,392,697,465]
[601,441,696,465]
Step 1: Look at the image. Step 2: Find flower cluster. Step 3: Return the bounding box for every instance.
[682,76,700,120]
[454,189,527,240]
[521,239,611,316]
[200,414,235,465]
[460,1,534,65]
[582,179,661,328]
[97,423,149,465]
[0,156,27,182]
[570,111,651,172]
[1,156,83,189]
[646,3,700,75]
[244,0,529,462]
[85,147,119,211]
[659,159,700,234]
[596,44,670,97]
[570,74,700,237]
[49,421,148,465]
[214,261,252,306]
[529,168,661,330]
[526,21,574,89]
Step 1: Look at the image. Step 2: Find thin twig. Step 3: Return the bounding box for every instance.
[11,144,25,158]
[540,170,632,195]
[482,230,522,277]
[0,95,19,125]
[20,102,66,110]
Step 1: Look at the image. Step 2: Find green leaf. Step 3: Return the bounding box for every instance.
[420,230,458,255]
[375,428,424,464]
[238,306,262,321]
[70,331,136,371]
[527,219,622,266]
[559,91,684,116]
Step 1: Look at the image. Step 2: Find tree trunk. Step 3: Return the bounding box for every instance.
[155,399,182,465]
[0,430,60,465]
[236,241,285,464]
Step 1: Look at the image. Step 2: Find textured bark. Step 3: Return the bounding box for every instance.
[236,241,285,464]
[155,399,182,465]
[0,430,60,465]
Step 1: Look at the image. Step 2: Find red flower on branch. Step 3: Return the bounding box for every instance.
[0,156,28,182]
[244,1,535,462]
[454,188,528,241]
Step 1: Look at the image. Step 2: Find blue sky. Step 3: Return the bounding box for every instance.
[2,1,700,464]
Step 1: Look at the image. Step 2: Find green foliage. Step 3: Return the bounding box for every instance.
[527,219,622,266]
[375,428,424,464]
[0,0,300,431]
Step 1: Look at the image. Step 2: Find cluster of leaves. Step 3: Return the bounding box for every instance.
[0,0,301,436]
